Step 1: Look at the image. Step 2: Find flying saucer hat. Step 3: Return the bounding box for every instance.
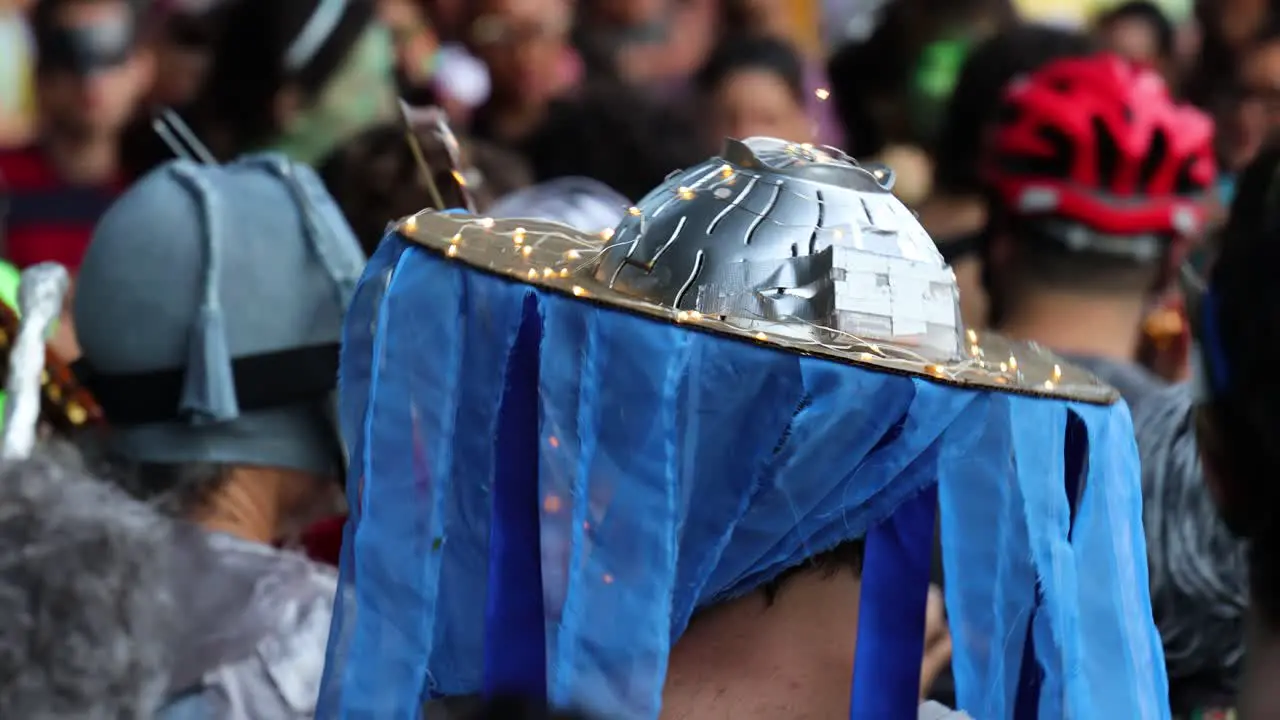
[320,138,1169,719]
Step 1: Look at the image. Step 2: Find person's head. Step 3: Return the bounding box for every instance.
[146,0,232,108]
[33,0,153,141]
[465,0,572,110]
[922,24,1095,328]
[694,35,813,152]
[194,0,396,164]
[523,83,702,202]
[1223,27,1280,173]
[980,54,1215,328]
[1194,146,1280,638]
[1094,1,1175,69]
[319,121,532,254]
[0,450,178,719]
[72,155,366,544]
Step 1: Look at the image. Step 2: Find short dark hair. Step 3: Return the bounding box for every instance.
[760,540,866,604]
[999,218,1165,295]
[695,34,807,106]
[932,26,1096,195]
[0,451,177,718]
[1096,1,1176,60]
[193,0,376,157]
[523,85,703,203]
[1205,144,1280,628]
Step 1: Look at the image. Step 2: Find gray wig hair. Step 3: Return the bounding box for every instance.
[0,450,178,719]
[1132,383,1247,703]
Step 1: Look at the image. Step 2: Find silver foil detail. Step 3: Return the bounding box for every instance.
[594,137,963,360]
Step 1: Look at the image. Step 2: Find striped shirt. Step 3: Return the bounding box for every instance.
[0,146,123,272]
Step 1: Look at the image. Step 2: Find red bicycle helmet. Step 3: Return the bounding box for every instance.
[984,54,1215,240]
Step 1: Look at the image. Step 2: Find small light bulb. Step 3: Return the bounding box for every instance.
[1008,356,1018,370]
[599,228,615,241]
[677,186,695,200]
[719,164,734,178]
[521,245,533,257]
[628,206,642,216]
[513,227,526,245]
[527,268,538,279]
[542,267,554,278]
[404,216,418,232]
[450,232,462,244]
[446,244,458,257]
[754,332,768,341]
[478,217,495,228]
[966,329,978,343]
[572,285,586,296]
[814,88,830,101]
[1052,364,1062,381]
[451,169,467,187]
[566,249,581,260]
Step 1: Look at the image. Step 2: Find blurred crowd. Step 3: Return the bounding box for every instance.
[4,0,1280,717]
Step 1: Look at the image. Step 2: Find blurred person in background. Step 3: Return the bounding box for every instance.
[826,0,1015,160]
[465,0,578,150]
[1219,27,1280,196]
[979,56,1243,715]
[1186,0,1273,109]
[0,0,150,272]
[576,0,718,87]
[195,0,395,166]
[523,83,702,202]
[0,0,36,148]
[72,154,366,717]
[320,120,532,254]
[1093,1,1176,76]
[693,35,815,154]
[1194,144,1280,719]
[980,54,1214,400]
[0,452,178,720]
[146,0,229,109]
[916,25,1095,329]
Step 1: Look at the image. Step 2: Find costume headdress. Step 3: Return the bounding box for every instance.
[322,138,1169,719]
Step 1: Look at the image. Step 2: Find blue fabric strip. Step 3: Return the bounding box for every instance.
[850,484,937,719]
[484,294,547,697]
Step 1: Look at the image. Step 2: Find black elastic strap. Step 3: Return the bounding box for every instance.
[72,344,339,425]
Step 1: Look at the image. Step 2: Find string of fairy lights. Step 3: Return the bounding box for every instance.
[399,139,1104,401]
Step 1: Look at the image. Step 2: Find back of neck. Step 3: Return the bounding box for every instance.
[997,290,1146,363]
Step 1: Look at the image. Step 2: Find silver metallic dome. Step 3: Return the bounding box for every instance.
[593,136,963,360]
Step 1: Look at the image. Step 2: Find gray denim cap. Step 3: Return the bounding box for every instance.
[73,154,365,476]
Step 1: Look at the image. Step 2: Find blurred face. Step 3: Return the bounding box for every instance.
[38,0,150,139]
[469,0,570,107]
[706,69,812,149]
[1100,17,1161,66]
[584,0,669,28]
[1227,41,1280,172]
